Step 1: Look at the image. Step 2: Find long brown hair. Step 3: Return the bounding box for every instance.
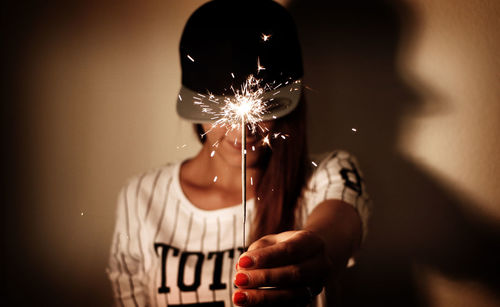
[194,95,311,242]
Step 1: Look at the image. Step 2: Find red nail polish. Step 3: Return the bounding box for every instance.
[234,292,248,305]
[239,256,254,268]
[235,273,249,287]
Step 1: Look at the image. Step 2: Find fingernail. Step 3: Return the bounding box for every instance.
[238,256,254,268]
[233,291,248,305]
[235,272,249,287]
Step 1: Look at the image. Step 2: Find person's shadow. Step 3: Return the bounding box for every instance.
[288,1,500,306]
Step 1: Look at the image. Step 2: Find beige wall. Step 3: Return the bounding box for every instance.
[8,0,499,305]
[398,0,500,223]
[398,0,500,306]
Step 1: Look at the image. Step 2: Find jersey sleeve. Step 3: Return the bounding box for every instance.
[107,181,149,307]
[303,151,371,244]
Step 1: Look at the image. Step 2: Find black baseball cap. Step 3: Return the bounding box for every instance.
[177,0,303,123]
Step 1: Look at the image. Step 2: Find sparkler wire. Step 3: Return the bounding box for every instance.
[241,117,247,250]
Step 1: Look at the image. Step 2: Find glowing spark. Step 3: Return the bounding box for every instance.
[257,57,266,73]
[178,95,182,101]
[257,197,261,201]
[262,134,270,147]
[352,128,357,132]
[187,54,195,62]
[261,33,271,41]
[231,72,235,78]
[80,212,84,216]
[210,150,215,157]
[280,135,286,139]
[213,176,218,183]
[250,177,253,185]
[312,161,318,167]
[251,145,255,151]
[272,115,277,119]
[176,144,187,149]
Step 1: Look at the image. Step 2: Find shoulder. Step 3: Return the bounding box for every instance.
[308,150,364,191]
[119,162,179,199]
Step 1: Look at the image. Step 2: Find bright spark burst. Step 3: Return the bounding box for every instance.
[312,161,318,167]
[352,128,357,132]
[205,75,268,134]
[213,176,218,183]
[261,33,271,41]
[210,150,215,157]
[187,54,195,62]
[250,177,253,185]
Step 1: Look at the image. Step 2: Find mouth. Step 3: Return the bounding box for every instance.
[227,137,260,150]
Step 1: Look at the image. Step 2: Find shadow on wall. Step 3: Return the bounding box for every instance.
[288,0,500,306]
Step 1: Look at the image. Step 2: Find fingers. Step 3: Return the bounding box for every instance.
[233,286,317,307]
[240,230,325,269]
[247,235,276,252]
[234,254,328,289]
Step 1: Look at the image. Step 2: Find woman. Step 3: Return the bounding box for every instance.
[108,1,370,306]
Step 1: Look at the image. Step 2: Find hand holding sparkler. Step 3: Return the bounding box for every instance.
[233,230,327,306]
[233,199,363,307]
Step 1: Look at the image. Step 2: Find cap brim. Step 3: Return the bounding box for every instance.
[176,80,302,123]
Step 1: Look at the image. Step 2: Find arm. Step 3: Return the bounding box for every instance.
[233,152,368,306]
[303,199,362,276]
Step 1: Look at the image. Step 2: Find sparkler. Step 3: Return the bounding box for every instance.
[186,31,296,249]
[202,75,269,249]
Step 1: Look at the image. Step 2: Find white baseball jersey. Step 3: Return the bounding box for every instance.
[107,151,371,307]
